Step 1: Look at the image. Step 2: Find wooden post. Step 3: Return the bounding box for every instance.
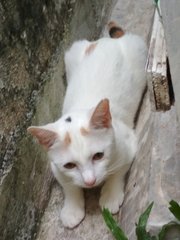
[146,9,171,111]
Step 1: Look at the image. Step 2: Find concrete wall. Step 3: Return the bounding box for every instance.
[120,2,180,238]
[160,1,180,122]
[0,1,114,239]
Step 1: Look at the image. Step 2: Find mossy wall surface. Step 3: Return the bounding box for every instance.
[0,0,114,239]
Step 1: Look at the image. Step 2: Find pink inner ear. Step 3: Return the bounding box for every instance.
[27,127,57,149]
[90,99,112,129]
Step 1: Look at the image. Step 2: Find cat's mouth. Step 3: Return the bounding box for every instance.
[83,184,98,189]
[82,180,104,189]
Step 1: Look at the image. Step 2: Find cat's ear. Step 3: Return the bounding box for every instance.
[90,99,112,129]
[27,126,57,149]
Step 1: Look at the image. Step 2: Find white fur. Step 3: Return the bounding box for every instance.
[36,33,147,228]
[63,34,147,128]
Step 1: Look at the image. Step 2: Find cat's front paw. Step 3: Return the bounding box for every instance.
[99,188,124,214]
[60,205,85,228]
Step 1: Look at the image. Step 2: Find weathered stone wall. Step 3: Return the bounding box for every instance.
[161,1,180,121]
[0,0,114,239]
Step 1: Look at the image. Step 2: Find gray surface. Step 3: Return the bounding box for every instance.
[36,185,113,240]
[121,96,180,239]
[161,1,180,121]
[121,3,180,236]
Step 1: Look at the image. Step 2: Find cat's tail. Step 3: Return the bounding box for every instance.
[108,21,125,38]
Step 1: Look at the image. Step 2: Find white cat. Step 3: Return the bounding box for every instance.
[28,23,147,228]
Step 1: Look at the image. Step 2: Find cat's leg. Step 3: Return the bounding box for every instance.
[60,183,85,228]
[50,162,85,228]
[99,164,129,214]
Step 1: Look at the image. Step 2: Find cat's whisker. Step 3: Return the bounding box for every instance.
[106,165,123,176]
[60,179,74,186]
[107,162,123,173]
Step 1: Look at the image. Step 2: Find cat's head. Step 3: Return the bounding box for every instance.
[28,99,114,188]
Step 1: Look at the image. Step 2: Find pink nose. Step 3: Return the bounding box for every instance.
[84,178,96,187]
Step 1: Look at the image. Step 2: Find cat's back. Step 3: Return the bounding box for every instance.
[65,34,146,77]
[117,33,147,71]
[63,31,147,127]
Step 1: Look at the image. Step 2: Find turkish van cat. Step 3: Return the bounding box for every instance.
[28,22,147,228]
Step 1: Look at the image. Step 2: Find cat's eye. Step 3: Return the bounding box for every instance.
[92,152,104,161]
[64,162,76,169]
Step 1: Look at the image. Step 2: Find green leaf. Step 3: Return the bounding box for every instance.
[102,208,128,240]
[137,202,154,228]
[169,200,180,221]
[158,221,180,240]
[136,202,156,240]
[154,0,159,4]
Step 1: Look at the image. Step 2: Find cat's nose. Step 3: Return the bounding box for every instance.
[84,178,96,187]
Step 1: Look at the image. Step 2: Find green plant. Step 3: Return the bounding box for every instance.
[102,200,180,240]
[169,200,180,221]
[154,0,159,5]
[153,0,162,19]
[103,208,128,240]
